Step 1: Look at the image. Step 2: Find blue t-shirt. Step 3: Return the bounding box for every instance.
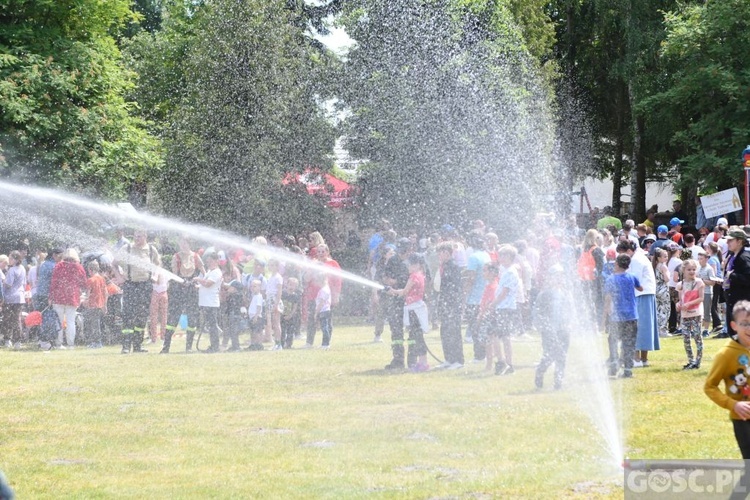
[604,273,641,322]
[466,250,491,305]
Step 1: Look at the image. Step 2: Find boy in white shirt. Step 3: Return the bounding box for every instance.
[266,259,284,350]
[194,253,223,353]
[315,276,332,350]
[246,279,264,351]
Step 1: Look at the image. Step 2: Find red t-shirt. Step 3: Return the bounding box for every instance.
[86,274,107,309]
[479,278,499,315]
[49,261,87,307]
[405,271,425,305]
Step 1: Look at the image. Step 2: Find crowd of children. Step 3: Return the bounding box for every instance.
[0,232,342,355]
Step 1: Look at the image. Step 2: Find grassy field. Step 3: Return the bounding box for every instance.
[0,323,741,498]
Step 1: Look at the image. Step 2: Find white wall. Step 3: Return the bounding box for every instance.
[571,178,675,215]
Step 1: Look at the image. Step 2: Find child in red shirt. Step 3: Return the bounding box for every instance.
[84,261,108,349]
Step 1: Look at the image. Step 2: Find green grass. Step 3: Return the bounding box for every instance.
[0,325,740,498]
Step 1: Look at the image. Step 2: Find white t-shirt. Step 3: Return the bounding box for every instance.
[266,273,283,303]
[628,251,656,296]
[316,285,331,313]
[248,293,263,320]
[704,233,729,255]
[198,268,222,308]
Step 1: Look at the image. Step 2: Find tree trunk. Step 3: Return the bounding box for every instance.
[611,86,626,215]
[628,82,646,222]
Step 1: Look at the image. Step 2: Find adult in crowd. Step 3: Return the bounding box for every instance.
[578,229,604,326]
[621,220,640,247]
[642,209,656,231]
[703,218,728,254]
[35,248,63,313]
[1,251,26,349]
[49,248,87,349]
[117,229,160,354]
[617,240,659,366]
[649,225,670,256]
[463,231,490,360]
[305,244,342,348]
[382,238,411,370]
[596,206,622,231]
[671,199,688,223]
[436,242,464,369]
[669,217,685,246]
[161,237,204,353]
[722,229,750,339]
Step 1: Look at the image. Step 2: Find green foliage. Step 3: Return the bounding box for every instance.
[641,0,750,193]
[340,0,555,234]
[0,0,162,198]
[127,0,337,234]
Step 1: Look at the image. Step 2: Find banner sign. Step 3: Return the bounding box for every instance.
[701,188,742,219]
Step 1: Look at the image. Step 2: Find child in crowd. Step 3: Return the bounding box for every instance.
[489,245,520,375]
[601,248,616,282]
[533,265,572,390]
[677,259,705,369]
[266,259,284,351]
[149,257,169,344]
[705,301,750,459]
[245,279,264,351]
[389,254,429,372]
[280,277,301,349]
[652,248,671,338]
[698,251,719,337]
[315,275,332,350]
[477,262,500,372]
[222,273,244,352]
[604,254,643,378]
[83,260,108,349]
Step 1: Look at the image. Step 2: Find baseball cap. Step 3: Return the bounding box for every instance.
[657,225,669,234]
[726,229,748,241]
[717,217,729,227]
[396,237,412,252]
[669,217,684,227]
[643,234,657,242]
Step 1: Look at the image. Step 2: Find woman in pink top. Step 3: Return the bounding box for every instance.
[388,254,429,372]
[49,248,87,348]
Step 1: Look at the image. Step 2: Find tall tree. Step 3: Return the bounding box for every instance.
[339,0,556,234]
[550,0,678,220]
[0,0,162,199]
[126,0,337,234]
[641,0,750,197]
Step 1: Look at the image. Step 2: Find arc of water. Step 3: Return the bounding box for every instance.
[0,182,383,290]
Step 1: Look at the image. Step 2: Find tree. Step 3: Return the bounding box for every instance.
[126,0,337,234]
[641,0,750,197]
[549,0,678,220]
[0,0,162,199]
[339,0,556,234]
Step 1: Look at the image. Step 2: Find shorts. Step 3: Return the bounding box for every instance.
[476,312,496,343]
[493,309,519,338]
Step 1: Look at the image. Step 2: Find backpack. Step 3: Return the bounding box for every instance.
[577,247,597,281]
[40,308,61,343]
